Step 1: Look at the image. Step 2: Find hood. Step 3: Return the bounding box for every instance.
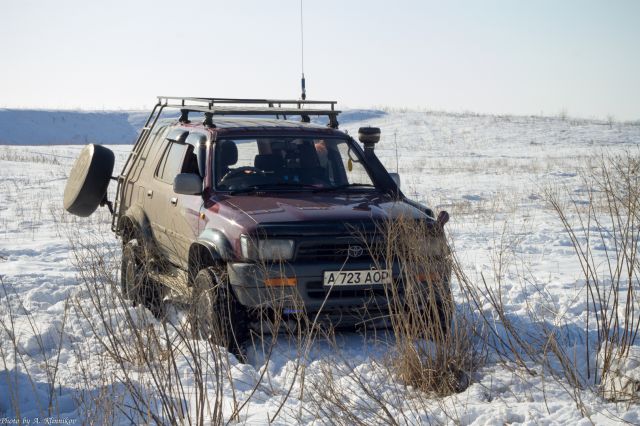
[207,191,428,235]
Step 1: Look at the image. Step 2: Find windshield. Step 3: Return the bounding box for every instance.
[214,137,375,191]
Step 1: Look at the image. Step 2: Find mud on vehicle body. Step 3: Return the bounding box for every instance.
[64,96,452,354]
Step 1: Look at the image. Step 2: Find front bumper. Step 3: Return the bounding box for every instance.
[228,261,409,328]
[227,260,403,306]
[227,260,416,326]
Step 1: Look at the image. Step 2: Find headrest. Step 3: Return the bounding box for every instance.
[218,140,238,165]
[298,143,320,167]
[254,153,284,171]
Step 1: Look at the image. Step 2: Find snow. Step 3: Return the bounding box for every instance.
[1,109,640,424]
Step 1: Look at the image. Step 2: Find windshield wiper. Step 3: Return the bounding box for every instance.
[263,182,318,189]
[228,186,261,195]
[313,183,376,193]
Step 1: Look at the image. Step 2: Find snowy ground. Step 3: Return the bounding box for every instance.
[1,110,639,424]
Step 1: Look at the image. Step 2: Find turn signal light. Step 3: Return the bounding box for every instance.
[417,271,440,283]
[265,277,297,287]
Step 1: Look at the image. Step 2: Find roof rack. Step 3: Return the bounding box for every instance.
[157,96,340,129]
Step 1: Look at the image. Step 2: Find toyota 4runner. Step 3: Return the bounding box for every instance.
[63,96,452,353]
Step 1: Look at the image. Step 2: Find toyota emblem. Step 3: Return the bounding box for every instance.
[347,245,364,258]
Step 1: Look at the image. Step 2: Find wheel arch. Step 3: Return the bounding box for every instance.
[118,205,153,245]
[188,241,227,285]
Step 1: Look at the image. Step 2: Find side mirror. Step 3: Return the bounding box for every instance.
[389,172,401,189]
[173,173,203,195]
[358,127,381,149]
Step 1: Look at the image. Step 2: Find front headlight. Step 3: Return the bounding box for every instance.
[240,236,294,261]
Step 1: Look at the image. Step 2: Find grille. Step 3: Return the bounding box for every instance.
[295,241,381,263]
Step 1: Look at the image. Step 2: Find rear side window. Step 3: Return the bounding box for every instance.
[156,142,188,184]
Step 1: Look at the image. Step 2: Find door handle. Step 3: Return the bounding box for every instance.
[147,190,153,198]
[170,197,178,206]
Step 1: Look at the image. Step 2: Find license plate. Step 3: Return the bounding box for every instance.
[323,269,392,286]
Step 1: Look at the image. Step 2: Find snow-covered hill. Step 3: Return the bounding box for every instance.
[0,108,388,145]
[0,109,152,145]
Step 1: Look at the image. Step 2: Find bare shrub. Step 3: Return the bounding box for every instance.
[368,214,481,396]
[68,233,233,423]
[547,152,640,401]
[64,228,327,424]
[450,151,640,413]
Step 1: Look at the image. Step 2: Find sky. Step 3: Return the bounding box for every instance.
[1,0,639,120]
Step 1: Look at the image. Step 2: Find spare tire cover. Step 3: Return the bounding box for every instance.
[63,144,115,217]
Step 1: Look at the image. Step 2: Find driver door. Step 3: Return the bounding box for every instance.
[147,133,203,268]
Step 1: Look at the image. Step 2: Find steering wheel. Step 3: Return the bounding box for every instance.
[221,166,266,183]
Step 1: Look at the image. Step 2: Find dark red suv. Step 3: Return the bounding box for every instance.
[63,97,451,353]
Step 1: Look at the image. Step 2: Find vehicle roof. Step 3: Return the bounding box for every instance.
[156,116,344,134]
[157,116,336,129]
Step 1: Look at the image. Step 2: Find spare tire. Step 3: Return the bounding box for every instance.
[63,144,115,217]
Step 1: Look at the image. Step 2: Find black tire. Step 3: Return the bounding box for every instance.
[190,267,249,360]
[64,144,115,217]
[121,239,164,317]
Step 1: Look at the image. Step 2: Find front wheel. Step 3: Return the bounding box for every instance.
[190,266,249,360]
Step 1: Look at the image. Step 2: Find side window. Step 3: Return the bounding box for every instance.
[126,125,169,181]
[156,142,188,184]
[185,132,208,177]
[182,145,200,175]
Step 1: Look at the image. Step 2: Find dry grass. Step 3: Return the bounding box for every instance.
[368,215,480,396]
[442,151,640,422]
[547,152,640,401]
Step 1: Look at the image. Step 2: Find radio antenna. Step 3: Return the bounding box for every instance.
[300,0,306,100]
